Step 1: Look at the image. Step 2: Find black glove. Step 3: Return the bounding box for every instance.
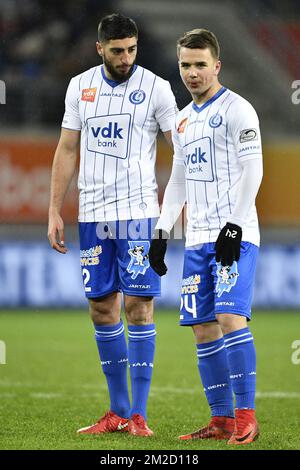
[215,223,242,267]
[148,229,169,276]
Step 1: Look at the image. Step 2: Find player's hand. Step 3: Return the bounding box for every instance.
[215,222,242,267]
[149,229,169,276]
[48,210,68,254]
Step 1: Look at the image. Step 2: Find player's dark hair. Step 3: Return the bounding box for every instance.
[177,29,220,59]
[98,13,138,43]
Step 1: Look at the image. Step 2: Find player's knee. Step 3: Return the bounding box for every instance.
[216,313,247,335]
[192,322,221,343]
[89,294,120,325]
[89,304,117,325]
[125,296,153,325]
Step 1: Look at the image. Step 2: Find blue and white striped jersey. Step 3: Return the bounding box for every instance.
[173,87,262,247]
[62,65,177,222]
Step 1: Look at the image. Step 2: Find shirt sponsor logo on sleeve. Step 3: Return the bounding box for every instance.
[81,87,97,102]
[238,144,261,154]
[239,128,258,143]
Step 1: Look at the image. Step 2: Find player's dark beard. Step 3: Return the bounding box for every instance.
[103,57,135,82]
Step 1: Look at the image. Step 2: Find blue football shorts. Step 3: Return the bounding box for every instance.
[180,241,259,326]
[78,218,161,298]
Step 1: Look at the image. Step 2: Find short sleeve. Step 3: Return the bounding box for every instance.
[154,79,178,132]
[227,98,262,162]
[61,77,82,131]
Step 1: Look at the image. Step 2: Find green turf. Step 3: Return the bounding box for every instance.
[0,310,300,450]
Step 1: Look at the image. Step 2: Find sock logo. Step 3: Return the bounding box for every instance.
[205,382,228,391]
[230,373,244,379]
[130,362,153,368]
[118,358,128,364]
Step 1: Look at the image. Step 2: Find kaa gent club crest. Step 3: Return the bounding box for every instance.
[127,241,150,279]
[216,261,239,297]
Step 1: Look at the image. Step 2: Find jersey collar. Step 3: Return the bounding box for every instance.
[101,64,138,88]
[192,86,227,113]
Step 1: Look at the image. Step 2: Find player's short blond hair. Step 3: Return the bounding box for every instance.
[177,29,220,59]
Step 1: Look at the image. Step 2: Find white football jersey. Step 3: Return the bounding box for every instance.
[62,65,177,222]
[173,87,262,247]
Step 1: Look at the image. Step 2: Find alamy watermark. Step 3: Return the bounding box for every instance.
[291,340,300,365]
[94,210,188,242]
[291,80,300,104]
[0,340,6,364]
[0,80,6,104]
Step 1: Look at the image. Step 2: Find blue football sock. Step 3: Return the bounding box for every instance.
[128,324,156,420]
[197,337,234,417]
[94,320,131,418]
[224,327,256,409]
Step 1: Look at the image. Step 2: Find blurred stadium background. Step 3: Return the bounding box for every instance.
[0,0,299,310]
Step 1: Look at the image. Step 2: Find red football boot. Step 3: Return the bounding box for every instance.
[179,416,235,440]
[77,411,128,434]
[228,409,259,445]
[128,413,154,437]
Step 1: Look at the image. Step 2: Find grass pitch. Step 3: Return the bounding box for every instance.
[0,309,300,450]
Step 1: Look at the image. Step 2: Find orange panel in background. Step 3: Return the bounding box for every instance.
[0,138,299,226]
[0,137,173,225]
[0,139,79,224]
[256,144,300,225]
